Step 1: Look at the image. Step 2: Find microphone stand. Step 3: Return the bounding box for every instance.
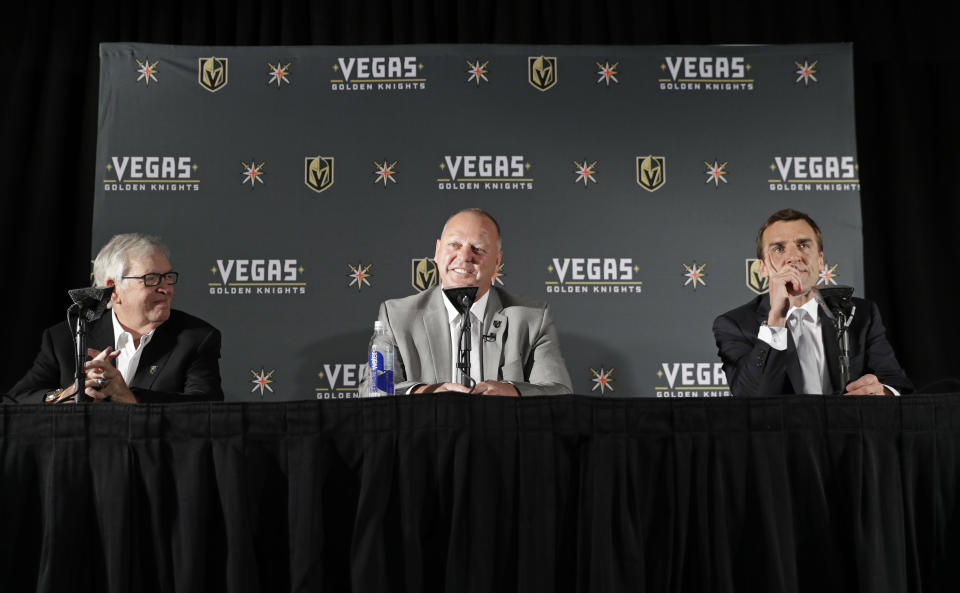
[457,297,475,389]
[69,304,93,403]
[816,286,856,393]
[443,286,479,389]
[834,305,856,391]
[64,286,114,404]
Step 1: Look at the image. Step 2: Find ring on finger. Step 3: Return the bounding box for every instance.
[97,377,108,389]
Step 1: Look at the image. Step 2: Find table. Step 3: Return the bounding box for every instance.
[2,394,958,593]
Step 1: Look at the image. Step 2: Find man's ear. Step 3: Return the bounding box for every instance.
[106,278,120,304]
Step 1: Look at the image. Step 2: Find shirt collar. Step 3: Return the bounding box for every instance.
[786,295,820,324]
[112,309,157,350]
[441,287,490,325]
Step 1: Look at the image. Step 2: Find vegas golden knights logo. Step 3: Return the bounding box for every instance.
[305,157,335,193]
[528,56,557,91]
[636,156,665,192]
[745,258,769,294]
[411,258,438,292]
[198,57,228,92]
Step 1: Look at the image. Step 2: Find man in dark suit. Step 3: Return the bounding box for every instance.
[11,234,223,403]
[363,208,572,396]
[713,209,912,397]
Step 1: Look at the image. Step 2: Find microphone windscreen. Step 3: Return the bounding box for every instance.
[817,285,854,302]
[443,286,479,314]
[67,286,115,321]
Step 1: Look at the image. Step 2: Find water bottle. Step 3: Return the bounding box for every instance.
[367,321,395,396]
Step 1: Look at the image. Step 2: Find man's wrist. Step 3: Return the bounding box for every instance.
[502,381,520,396]
[44,388,65,403]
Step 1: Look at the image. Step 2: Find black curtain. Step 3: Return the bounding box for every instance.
[2,394,959,593]
[3,0,956,392]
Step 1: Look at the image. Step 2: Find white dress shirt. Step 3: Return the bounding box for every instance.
[111,310,157,384]
[757,297,899,395]
[441,289,489,385]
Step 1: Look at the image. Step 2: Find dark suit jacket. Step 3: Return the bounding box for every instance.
[713,295,913,397]
[11,309,224,403]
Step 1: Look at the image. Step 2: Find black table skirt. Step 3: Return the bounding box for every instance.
[2,394,958,593]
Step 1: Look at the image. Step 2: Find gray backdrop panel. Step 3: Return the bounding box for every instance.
[93,43,861,400]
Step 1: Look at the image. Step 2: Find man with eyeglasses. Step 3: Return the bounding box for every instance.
[11,233,224,403]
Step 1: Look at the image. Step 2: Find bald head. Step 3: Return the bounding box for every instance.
[441,208,502,250]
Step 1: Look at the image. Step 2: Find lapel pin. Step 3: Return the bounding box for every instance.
[149,365,159,375]
[493,320,502,328]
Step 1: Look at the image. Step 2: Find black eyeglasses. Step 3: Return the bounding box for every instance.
[121,272,179,287]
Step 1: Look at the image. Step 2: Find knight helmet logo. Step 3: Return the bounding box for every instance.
[636,156,666,192]
[305,157,335,193]
[745,258,769,294]
[411,258,439,292]
[198,57,228,92]
[528,56,557,91]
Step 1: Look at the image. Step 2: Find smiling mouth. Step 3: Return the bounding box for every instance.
[448,267,479,283]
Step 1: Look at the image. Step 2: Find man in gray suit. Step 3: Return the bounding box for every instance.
[370,208,572,396]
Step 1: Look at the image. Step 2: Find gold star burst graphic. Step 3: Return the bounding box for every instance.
[250,368,276,397]
[818,262,839,286]
[268,62,291,86]
[704,160,728,187]
[136,59,159,84]
[590,367,615,394]
[241,160,265,187]
[373,160,398,187]
[491,263,505,286]
[682,262,707,289]
[573,159,598,186]
[795,60,818,85]
[466,59,489,85]
[596,61,619,85]
[347,262,373,291]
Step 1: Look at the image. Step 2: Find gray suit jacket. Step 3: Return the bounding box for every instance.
[365,287,572,396]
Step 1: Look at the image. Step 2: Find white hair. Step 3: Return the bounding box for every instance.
[93,234,170,288]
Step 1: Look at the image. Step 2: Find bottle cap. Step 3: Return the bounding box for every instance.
[374,320,384,331]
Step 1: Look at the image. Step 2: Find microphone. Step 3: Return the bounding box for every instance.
[815,285,856,393]
[68,286,114,322]
[817,284,854,316]
[443,286,479,388]
[64,285,114,404]
[442,286,479,314]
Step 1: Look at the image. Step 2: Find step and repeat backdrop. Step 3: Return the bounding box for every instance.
[92,43,862,401]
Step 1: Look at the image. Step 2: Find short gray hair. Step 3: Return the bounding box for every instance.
[93,234,171,287]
